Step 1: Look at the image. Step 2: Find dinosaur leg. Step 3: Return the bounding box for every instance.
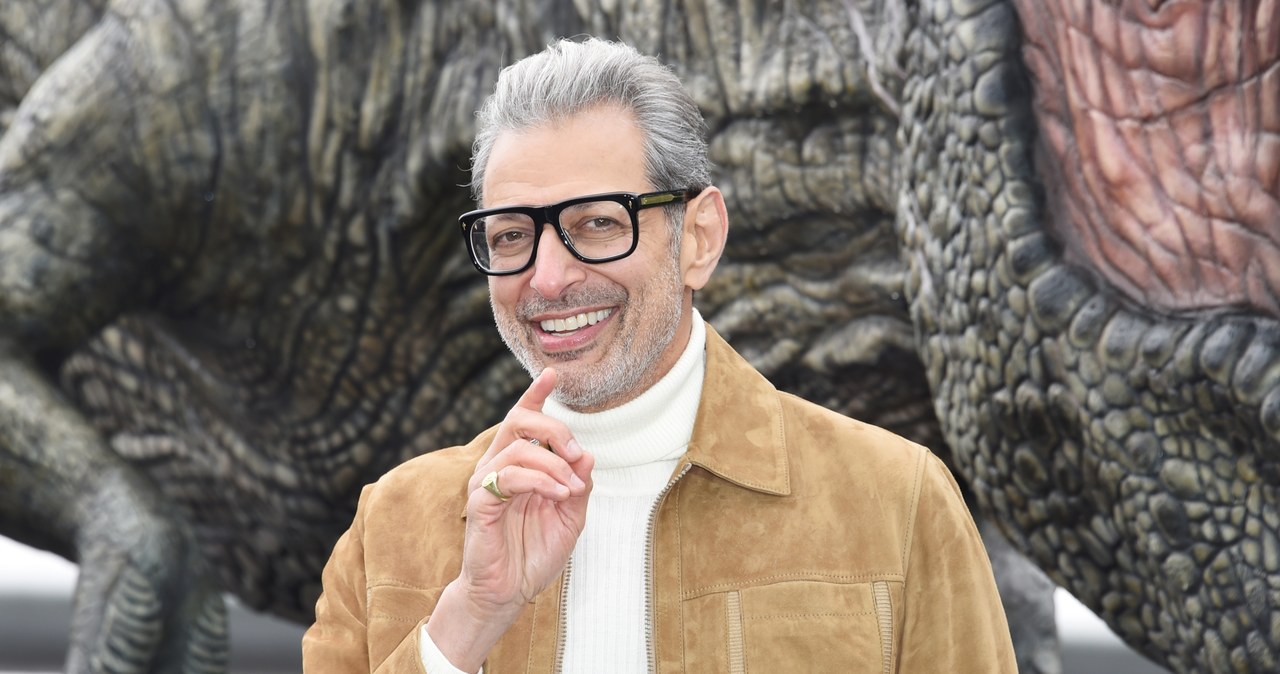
[0,351,227,673]
[0,6,234,668]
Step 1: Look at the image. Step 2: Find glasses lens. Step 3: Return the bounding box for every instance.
[470,212,538,273]
[559,200,634,261]
[467,199,638,274]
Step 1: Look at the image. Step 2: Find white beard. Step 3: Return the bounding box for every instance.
[492,256,684,412]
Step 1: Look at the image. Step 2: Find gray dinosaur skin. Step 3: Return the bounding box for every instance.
[0,0,1273,672]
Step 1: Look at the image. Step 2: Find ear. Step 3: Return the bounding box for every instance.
[679,186,728,291]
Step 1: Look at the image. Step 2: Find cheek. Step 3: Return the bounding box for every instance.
[489,279,521,312]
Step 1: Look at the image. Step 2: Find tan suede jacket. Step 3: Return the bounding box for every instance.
[303,325,1016,673]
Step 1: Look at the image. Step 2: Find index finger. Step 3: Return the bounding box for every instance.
[515,368,557,413]
[473,369,563,468]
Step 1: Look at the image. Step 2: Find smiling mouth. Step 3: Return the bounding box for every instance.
[539,308,613,335]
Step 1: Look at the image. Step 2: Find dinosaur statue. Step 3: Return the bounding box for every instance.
[899,0,1280,671]
[0,0,1273,672]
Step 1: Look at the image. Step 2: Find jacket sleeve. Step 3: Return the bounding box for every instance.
[896,453,1018,673]
[301,485,429,673]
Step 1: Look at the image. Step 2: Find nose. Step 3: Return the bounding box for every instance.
[527,225,586,299]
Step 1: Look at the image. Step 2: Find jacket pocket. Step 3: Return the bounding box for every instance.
[732,580,889,674]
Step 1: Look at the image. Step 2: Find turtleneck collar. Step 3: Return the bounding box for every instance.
[543,310,706,470]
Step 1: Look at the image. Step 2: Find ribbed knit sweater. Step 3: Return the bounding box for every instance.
[421,314,706,673]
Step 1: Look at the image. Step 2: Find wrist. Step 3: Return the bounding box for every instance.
[425,579,525,672]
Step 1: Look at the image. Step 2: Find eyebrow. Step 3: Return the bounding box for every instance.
[482,211,530,221]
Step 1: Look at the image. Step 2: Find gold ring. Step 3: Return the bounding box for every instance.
[481,471,509,502]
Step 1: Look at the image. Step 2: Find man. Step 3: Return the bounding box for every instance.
[303,38,1016,673]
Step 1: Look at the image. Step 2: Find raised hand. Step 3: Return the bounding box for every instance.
[426,368,593,671]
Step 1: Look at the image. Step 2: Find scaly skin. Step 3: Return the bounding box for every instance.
[900,0,1280,671]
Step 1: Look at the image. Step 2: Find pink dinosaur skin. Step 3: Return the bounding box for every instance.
[1019,0,1280,317]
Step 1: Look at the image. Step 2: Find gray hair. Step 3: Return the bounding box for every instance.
[469,38,713,214]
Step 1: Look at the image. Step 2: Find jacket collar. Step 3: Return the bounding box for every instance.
[684,324,791,496]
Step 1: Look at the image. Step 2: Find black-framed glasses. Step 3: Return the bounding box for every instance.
[459,188,702,276]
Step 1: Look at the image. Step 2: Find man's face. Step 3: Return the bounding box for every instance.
[482,106,693,412]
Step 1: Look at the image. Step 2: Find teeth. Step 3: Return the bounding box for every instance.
[541,309,612,334]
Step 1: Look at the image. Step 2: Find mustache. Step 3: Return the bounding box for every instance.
[515,286,628,321]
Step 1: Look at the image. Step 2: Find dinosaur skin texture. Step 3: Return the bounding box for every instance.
[901,1,1280,671]
[0,0,1274,672]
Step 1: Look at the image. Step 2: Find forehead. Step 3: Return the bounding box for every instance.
[482,105,651,209]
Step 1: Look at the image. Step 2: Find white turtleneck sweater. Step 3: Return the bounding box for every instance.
[421,314,707,673]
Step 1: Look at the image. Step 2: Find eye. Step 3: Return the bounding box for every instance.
[584,216,625,230]
[567,214,627,240]
[562,198,631,240]
[494,229,524,243]
[489,228,528,248]
[483,216,536,252]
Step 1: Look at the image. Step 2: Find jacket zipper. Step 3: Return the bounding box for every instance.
[644,462,693,674]
[551,462,692,673]
[551,556,573,672]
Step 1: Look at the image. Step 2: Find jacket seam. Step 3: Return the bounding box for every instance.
[366,578,444,591]
[746,611,877,620]
[684,573,906,597]
[772,392,789,491]
[358,501,372,630]
[900,447,927,574]
[368,613,421,624]
[524,594,540,673]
